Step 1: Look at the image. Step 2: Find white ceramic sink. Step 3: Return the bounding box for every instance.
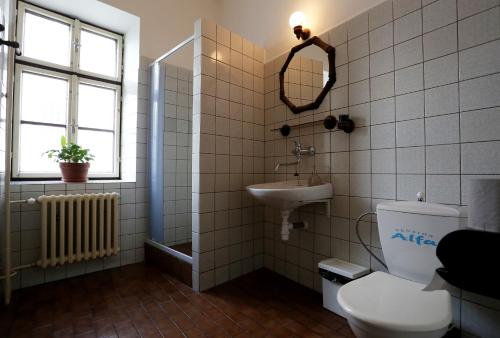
[246,180,333,240]
[247,180,332,210]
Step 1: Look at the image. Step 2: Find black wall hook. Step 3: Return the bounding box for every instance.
[279,124,291,137]
[337,114,355,133]
[323,115,337,130]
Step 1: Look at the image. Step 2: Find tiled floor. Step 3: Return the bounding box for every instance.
[169,243,192,257]
[0,264,354,338]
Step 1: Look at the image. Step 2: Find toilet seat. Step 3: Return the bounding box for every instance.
[337,271,452,333]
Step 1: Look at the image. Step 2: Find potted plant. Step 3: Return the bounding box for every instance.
[44,136,95,183]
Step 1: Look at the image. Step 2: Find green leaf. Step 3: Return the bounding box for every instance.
[45,135,94,163]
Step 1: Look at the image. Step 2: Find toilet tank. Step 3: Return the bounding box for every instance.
[376,201,466,285]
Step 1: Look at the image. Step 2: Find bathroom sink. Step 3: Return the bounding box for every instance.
[246,180,333,241]
[247,180,332,210]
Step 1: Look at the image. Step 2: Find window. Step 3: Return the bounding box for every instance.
[12,1,123,179]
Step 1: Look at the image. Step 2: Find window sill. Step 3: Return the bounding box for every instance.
[10,179,135,185]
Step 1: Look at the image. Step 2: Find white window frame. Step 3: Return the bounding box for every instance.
[12,65,72,178]
[12,65,122,179]
[16,1,123,82]
[12,1,123,179]
[16,2,75,72]
[76,22,123,82]
[73,78,122,178]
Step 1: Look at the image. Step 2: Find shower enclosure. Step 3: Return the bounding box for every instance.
[147,36,194,266]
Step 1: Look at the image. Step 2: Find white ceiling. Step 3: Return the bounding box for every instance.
[99,0,385,64]
[32,0,139,34]
[216,0,386,60]
[101,0,221,59]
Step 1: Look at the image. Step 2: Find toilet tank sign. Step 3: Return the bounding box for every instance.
[391,228,437,247]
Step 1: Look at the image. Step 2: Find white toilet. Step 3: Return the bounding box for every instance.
[337,201,465,338]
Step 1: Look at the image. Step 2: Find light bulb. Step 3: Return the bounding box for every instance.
[289,11,305,28]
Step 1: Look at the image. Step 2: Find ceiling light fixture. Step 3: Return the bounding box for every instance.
[289,11,311,40]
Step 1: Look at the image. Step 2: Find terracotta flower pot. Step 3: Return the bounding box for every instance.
[59,162,90,183]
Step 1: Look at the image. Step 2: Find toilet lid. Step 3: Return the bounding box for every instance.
[337,271,452,332]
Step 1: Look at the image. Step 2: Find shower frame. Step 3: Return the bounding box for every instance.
[147,35,194,264]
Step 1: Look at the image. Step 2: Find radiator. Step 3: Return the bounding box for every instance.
[37,193,120,268]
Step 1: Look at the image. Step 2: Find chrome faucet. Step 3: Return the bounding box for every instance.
[274,140,315,175]
[292,140,315,158]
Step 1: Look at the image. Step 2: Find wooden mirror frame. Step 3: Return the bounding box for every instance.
[279,36,336,114]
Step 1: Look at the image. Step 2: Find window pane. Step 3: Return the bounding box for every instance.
[79,30,118,78]
[78,130,114,174]
[77,83,116,130]
[23,11,71,66]
[19,124,65,174]
[20,71,68,124]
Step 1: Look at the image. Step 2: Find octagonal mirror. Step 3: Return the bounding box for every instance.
[279,36,336,114]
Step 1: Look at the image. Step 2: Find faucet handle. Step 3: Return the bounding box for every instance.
[292,139,301,154]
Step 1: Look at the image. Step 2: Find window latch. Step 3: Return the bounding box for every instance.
[0,24,21,56]
[73,39,81,52]
[70,119,77,134]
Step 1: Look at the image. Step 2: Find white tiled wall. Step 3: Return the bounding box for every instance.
[163,63,193,246]
[192,19,266,291]
[263,0,500,336]
[7,56,151,289]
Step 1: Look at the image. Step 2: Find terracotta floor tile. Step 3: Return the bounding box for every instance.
[113,319,135,331]
[74,331,97,338]
[115,327,140,338]
[160,328,185,337]
[2,264,353,338]
[337,325,356,338]
[298,332,324,338]
[53,327,75,337]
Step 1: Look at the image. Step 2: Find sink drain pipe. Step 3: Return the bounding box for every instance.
[280,210,308,241]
